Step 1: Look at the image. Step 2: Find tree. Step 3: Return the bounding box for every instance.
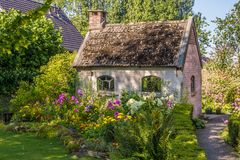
[0,0,62,95]
[194,12,211,55]
[52,0,209,55]
[213,1,240,67]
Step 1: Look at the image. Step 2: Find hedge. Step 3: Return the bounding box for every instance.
[169,103,206,160]
[228,116,240,152]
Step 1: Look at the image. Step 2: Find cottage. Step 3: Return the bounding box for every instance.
[0,0,83,51]
[73,10,202,117]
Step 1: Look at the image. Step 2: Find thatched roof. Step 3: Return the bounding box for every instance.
[0,0,83,52]
[74,17,198,68]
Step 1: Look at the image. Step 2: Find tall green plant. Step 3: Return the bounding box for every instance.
[114,95,173,159]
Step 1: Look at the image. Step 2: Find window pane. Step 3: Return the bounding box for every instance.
[191,76,195,93]
[97,75,114,91]
[142,76,162,92]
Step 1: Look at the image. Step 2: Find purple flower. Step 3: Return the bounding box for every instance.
[108,101,115,110]
[84,106,92,112]
[77,89,83,96]
[114,112,119,119]
[56,93,65,104]
[114,99,121,106]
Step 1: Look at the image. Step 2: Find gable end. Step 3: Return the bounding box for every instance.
[177,17,202,69]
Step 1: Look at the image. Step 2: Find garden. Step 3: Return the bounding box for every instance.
[1,0,239,159]
[0,51,206,159]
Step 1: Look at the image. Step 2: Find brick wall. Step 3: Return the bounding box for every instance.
[89,11,106,31]
[183,28,202,117]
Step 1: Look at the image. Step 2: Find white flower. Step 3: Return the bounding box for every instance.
[127,98,136,106]
[129,101,145,114]
[168,95,174,101]
[156,98,163,106]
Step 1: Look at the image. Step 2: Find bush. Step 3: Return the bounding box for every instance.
[192,118,205,129]
[11,52,77,111]
[114,93,174,160]
[169,104,206,160]
[228,116,240,151]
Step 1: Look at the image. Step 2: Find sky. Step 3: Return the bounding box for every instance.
[193,0,237,32]
[193,0,238,52]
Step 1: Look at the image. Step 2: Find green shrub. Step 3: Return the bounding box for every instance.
[114,94,174,160]
[169,104,206,160]
[192,118,205,129]
[228,116,240,151]
[11,52,77,111]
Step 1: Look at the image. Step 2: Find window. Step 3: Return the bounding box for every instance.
[191,76,195,94]
[142,76,162,92]
[97,75,114,91]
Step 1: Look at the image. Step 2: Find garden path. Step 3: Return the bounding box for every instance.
[197,114,239,160]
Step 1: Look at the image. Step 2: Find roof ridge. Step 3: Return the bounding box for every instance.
[25,0,44,5]
[106,19,188,27]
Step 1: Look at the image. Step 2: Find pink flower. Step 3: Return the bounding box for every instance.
[71,96,75,101]
[167,100,173,108]
[74,108,79,113]
[75,99,79,104]
[224,120,229,124]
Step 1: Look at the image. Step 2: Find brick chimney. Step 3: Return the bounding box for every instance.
[88,10,107,31]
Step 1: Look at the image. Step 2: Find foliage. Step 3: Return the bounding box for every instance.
[213,1,240,67]
[52,0,210,55]
[0,95,11,114]
[169,103,206,160]
[114,93,174,160]
[228,116,240,152]
[11,52,77,111]
[0,8,63,95]
[193,12,211,55]
[53,0,193,35]
[142,76,162,92]
[202,61,240,113]
[192,118,205,129]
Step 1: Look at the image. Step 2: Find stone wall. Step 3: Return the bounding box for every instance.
[78,67,183,99]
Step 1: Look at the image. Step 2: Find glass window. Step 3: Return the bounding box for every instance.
[191,76,195,94]
[142,76,162,92]
[97,75,114,91]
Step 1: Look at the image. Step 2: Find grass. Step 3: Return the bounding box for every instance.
[0,126,98,160]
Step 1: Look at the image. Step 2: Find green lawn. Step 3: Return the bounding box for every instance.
[0,127,97,160]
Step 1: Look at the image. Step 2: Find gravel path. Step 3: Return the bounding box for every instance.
[197,114,239,160]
